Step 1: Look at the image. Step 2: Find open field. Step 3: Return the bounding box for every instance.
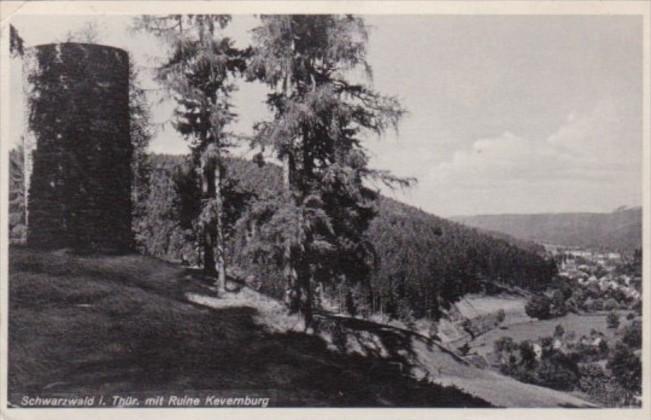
[456,294,530,325]
[8,247,596,408]
[468,312,632,358]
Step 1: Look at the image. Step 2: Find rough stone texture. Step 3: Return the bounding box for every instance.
[25,43,132,251]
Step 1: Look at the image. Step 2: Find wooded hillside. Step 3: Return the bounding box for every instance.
[135,154,556,320]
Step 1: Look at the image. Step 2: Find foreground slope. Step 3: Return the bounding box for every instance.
[9,248,594,407]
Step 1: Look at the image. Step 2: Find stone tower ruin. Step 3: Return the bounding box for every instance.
[23,43,132,251]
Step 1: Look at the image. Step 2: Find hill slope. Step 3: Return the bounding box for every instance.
[135,155,556,319]
[453,207,642,254]
[8,248,594,407]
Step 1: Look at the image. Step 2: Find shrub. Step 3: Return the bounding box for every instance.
[626,312,635,320]
[621,320,642,349]
[606,311,620,329]
[603,298,619,311]
[549,289,567,317]
[592,298,604,311]
[494,336,516,354]
[525,294,552,320]
[496,309,506,324]
[607,342,641,393]
[536,356,578,391]
[554,324,565,338]
[519,340,537,369]
[579,363,639,407]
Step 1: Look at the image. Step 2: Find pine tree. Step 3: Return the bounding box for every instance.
[135,15,246,293]
[246,15,411,328]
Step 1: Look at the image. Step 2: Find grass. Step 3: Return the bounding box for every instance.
[467,312,631,358]
[8,247,598,408]
[457,294,530,325]
[8,246,491,408]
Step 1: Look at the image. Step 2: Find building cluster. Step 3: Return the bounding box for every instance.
[554,247,641,302]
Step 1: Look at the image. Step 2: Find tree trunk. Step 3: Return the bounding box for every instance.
[297,253,313,331]
[214,161,226,294]
[282,153,300,312]
[201,158,217,276]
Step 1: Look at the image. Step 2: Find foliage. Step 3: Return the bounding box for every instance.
[525,295,552,320]
[495,335,579,392]
[603,298,619,311]
[578,363,639,407]
[371,198,556,319]
[549,289,567,317]
[135,15,247,291]
[8,146,27,243]
[534,353,578,391]
[620,319,642,349]
[245,15,410,326]
[136,154,557,320]
[496,309,506,324]
[129,57,154,253]
[25,43,132,251]
[10,24,24,57]
[56,25,152,252]
[607,341,641,394]
[606,311,620,329]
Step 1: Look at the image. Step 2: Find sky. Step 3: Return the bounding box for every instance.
[9,14,643,217]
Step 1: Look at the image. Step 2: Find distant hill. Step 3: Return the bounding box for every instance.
[453,207,642,254]
[134,154,556,320]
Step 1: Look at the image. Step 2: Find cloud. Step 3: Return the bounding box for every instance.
[408,99,641,215]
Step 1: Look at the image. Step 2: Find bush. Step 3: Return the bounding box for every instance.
[606,311,620,329]
[577,363,638,407]
[536,356,578,391]
[494,336,516,354]
[525,294,552,320]
[553,324,565,338]
[621,320,642,349]
[607,342,641,393]
[496,309,506,324]
[626,312,635,320]
[549,289,567,317]
[519,340,537,369]
[592,298,604,311]
[603,298,619,311]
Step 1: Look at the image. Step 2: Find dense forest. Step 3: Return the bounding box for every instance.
[133,154,557,320]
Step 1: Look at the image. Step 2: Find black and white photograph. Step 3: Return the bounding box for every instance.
[1,0,649,416]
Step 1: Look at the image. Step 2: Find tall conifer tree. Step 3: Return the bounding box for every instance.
[246,15,410,327]
[136,15,246,293]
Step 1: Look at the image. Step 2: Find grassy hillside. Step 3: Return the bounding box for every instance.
[8,247,595,407]
[454,208,642,254]
[135,154,556,319]
[7,247,487,407]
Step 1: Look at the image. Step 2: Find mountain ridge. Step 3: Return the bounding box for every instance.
[452,207,642,254]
